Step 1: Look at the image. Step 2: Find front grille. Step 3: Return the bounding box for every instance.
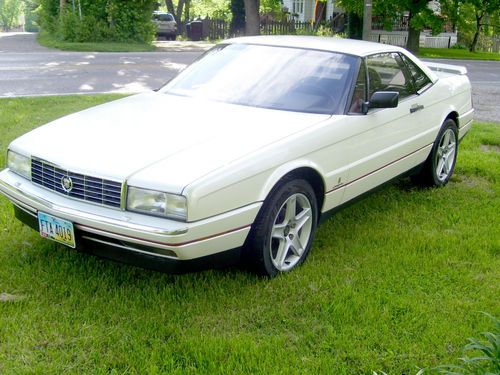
[31,159,122,208]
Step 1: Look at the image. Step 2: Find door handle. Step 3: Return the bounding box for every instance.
[410,104,424,113]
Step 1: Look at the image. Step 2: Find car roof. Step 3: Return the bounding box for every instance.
[223,35,406,57]
[223,35,438,82]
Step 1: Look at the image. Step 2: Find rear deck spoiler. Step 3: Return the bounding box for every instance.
[424,61,468,75]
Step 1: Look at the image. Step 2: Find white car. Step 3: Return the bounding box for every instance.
[0,36,474,276]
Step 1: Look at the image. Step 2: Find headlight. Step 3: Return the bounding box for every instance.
[127,187,187,221]
[7,150,31,180]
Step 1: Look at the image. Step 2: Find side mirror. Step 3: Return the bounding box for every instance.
[362,91,399,114]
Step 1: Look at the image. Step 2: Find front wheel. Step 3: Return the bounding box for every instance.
[245,179,318,277]
[414,119,458,187]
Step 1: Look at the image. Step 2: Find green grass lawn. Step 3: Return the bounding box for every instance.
[38,32,156,52]
[0,95,499,374]
[418,47,500,61]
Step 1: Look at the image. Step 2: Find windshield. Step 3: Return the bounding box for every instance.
[161,43,358,115]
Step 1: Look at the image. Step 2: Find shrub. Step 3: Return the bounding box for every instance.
[451,43,467,50]
[424,313,500,374]
[39,0,156,43]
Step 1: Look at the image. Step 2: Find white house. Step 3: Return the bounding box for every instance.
[282,0,343,23]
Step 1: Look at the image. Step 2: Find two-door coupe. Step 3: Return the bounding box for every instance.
[0,36,474,275]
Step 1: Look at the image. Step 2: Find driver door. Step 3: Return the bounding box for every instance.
[341,52,433,203]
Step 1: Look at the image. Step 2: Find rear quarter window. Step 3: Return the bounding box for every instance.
[401,54,432,92]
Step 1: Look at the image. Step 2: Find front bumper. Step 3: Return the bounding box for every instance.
[0,168,260,264]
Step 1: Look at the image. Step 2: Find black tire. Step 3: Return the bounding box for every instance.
[244,178,318,277]
[413,118,459,187]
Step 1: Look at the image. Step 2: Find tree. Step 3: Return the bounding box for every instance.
[338,0,443,54]
[404,0,444,54]
[243,0,259,35]
[165,0,186,24]
[440,0,460,32]
[467,0,499,51]
[230,0,245,35]
[0,0,23,31]
[440,0,499,51]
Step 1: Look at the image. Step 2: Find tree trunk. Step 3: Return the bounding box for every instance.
[243,0,260,36]
[184,0,190,21]
[230,0,246,36]
[176,0,186,23]
[165,0,186,31]
[59,0,65,16]
[406,11,420,54]
[164,0,177,22]
[469,12,483,52]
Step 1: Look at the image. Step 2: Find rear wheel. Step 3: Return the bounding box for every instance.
[413,119,458,187]
[245,179,318,276]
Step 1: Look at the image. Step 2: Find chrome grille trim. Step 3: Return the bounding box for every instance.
[31,158,122,208]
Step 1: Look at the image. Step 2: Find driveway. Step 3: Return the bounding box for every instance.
[0,33,498,123]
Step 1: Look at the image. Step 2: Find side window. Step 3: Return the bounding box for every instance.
[349,60,367,114]
[366,53,416,100]
[401,54,432,92]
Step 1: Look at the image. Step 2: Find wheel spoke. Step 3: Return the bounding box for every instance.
[442,131,451,148]
[445,150,455,173]
[284,196,297,222]
[274,240,290,269]
[436,157,445,178]
[446,141,456,154]
[447,147,456,163]
[272,223,286,240]
[290,235,304,257]
[295,208,311,232]
[442,155,450,175]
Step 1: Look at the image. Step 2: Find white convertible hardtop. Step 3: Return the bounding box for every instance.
[223,35,439,83]
[225,35,407,57]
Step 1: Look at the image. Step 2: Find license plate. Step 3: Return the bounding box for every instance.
[38,212,76,248]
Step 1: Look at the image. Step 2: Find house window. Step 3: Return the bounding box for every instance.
[292,0,304,15]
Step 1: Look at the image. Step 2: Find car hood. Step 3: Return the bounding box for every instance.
[11,92,330,194]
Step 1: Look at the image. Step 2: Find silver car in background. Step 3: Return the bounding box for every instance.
[153,11,177,40]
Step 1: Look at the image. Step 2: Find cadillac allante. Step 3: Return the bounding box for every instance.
[0,36,474,276]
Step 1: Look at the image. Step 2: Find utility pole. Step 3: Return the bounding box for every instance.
[362,0,372,41]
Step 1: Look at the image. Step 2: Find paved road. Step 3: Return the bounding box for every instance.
[1,33,499,122]
[0,33,201,96]
[423,58,500,123]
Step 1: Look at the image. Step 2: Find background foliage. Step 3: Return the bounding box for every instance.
[337,0,499,52]
[0,0,23,31]
[38,0,156,43]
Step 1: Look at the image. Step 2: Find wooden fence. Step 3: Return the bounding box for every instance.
[372,16,409,32]
[202,19,228,40]
[260,20,314,35]
[188,18,499,53]
[423,36,455,48]
[188,18,317,40]
[369,33,407,47]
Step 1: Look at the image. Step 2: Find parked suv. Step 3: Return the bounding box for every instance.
[152,11,177,40]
